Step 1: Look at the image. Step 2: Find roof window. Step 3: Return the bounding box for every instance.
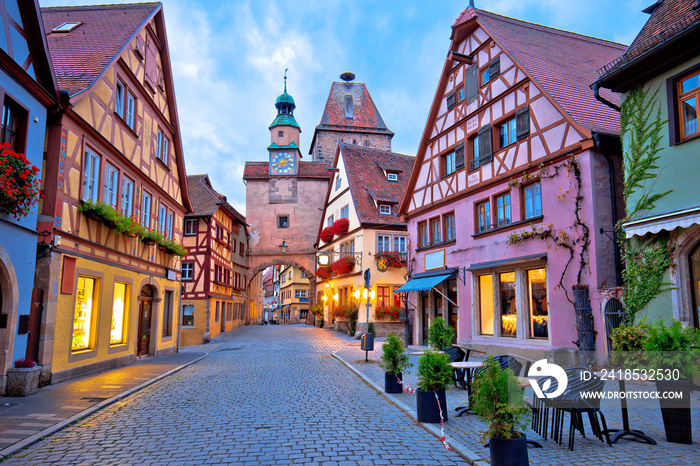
[52,22,82,33]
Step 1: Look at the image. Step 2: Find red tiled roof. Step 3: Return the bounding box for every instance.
[598,0,700,77]
[243,161,332,180]
[454,8,627,135]
[340,143,415,226]
[186,174,245,224]
[41,3,159,96]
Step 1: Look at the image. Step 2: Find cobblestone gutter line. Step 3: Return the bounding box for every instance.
[333,352,489,466]
[0,353,210,460]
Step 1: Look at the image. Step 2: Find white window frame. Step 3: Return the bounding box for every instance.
[377,235,391,253]
[82,148,100,202]
[387,172,398,182]
[182,304,195,327]
[121,177,134,216]
[181,262,193,280]
[185,218,197,235]
[126,93,135,129]
[104,163,118,207]
[115,80,125,118]
[379,204,391,215]
[159,203,167,234]
[167,211,174,239]
[393,236,407,253]
[141,191,151,228]
[340,205,349,219]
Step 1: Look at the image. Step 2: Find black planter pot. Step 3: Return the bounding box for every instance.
[416,389,447,423]
[384,372,403,393]
[656,379,693,444]
[488,435,529,466]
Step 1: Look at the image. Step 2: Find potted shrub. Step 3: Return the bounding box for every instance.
[332,218,349,237]
[427,317,454,350]
[380,333,412,393]
[471,355,531,466]
[347,306,359,335]
[320,226,334,244]
[0,144,42,219]
[644,319,700,444]
[415,350,452,423]
[7,358,41,397]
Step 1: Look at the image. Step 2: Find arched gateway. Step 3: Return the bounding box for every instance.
[243,76,331,308]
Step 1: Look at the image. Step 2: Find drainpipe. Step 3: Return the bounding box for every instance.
[592,82,620,112]
[593,133,622,287]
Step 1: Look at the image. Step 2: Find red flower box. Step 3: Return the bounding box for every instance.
[320,226,334,244]
[316,267,332,279]
[331,256,355,275]
[375,305,400,321]
[332,218,349,237]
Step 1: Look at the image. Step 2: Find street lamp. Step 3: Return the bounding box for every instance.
[279,239,289,254]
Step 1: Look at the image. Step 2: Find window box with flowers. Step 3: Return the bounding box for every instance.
[320,226,334,244]
[331,256,355,275]
[316,266,332,280]
[79,200,121,229]
[0,144,42,219]
[375,252,407,269]
[158,238,187,257]
[140,228,164,246]
[332,218,349,237]
[375,305,401,321]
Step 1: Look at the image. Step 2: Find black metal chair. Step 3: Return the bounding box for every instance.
[439,345,468,388]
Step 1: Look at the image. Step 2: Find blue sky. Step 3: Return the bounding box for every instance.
[39,0,651,214]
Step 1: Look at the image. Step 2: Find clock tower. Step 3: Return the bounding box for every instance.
[269,73,301,176]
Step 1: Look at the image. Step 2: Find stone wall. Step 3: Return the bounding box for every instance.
[312,131,392,163]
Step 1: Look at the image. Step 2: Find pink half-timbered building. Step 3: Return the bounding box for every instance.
[399,7,626,359]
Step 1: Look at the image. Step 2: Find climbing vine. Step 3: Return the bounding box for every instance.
[506,155,589,306]
[618,85,674,323]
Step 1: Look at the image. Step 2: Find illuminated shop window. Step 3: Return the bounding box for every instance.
[73,276,97,351]
[110,282,128,344]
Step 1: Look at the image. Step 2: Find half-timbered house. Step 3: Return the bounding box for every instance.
[34,3,191,383]
[399,7,626,359]
[180,174,248,347]
[0,1,59,387]
[317,142,415,337]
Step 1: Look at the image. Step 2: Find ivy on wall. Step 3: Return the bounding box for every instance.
[618,85,674,323]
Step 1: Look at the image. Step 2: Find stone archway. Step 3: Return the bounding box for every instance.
[248,254,317,310]
[0,245,19,377]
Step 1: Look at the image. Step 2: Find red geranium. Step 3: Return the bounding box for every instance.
[0,144,42,219]
[332,218,349,237]
[331,256,355,275]
[320,226,334,244]
[316,267,332,280]
[375,305,400,321]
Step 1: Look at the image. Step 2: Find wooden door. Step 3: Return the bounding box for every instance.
[25,288,43,362]
[220,302,225,333]
[137,299,152,356]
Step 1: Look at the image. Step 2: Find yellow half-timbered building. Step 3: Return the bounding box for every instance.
[34,3,191,383]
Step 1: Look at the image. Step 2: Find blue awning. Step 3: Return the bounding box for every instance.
[395,273,453,292]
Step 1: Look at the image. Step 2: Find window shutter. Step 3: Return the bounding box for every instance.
[488,56,500,79]
[446,91,456,110]
[478,124,492,162]
[466,65,478,103]
[455,142,465,169]
[516,106,530,140]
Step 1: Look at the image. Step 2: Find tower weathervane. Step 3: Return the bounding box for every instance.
[284,68,288,92]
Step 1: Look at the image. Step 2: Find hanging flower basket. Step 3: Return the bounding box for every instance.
[375,252,407,269]
[332,218,349,237]
[0,144,42,219]
[331,256,355,275]
[316,267,332,280]
[320,226,334,244]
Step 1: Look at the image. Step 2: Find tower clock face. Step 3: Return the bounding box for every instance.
[271,151,295,175]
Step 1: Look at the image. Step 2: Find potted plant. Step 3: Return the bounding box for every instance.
[331,256,355,275]
[380,333,412,393]
[140,228,164,246]
[160,238,187,257]
[0,144,42,219]
[471,355,531,466]
[374,252,407,269]
[427,317,454,350]
[320,226,334,244]
[6,358,41,396]
[415,350,452,423]
[115,214,145,238]
[316,266,332,280]
[644,319,700,444]
[375,305,400,321]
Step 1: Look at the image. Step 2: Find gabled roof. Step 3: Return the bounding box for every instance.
[595,0,700,91]
[308,81,394,154]
[242,161,332,181]
[453,8,627,135]
[337,143,415,226]
[41,3,159,97]
[186,174,246,224]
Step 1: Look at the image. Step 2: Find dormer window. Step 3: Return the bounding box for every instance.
[387,172,398,182]
[52,22,82,33]
[345,95,353,119]
[379,205,392,215]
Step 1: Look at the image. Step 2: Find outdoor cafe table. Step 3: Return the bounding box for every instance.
[593,371,656,445]
[450,361,484,416]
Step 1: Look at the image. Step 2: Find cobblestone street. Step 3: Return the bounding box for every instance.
[3,326,465,465]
